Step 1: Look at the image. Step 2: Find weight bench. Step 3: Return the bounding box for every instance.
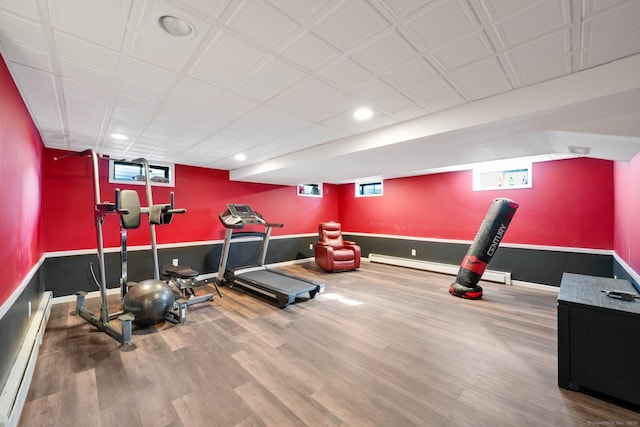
[161,263,222,302]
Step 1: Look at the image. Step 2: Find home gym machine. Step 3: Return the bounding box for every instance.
[56,150,215,345]
[217,204,324,308]
[121,157,217,325]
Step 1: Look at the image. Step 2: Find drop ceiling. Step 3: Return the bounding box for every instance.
[1,0,640,185]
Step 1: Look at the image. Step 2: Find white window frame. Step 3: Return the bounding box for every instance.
[109,159,175,187]
[355,180,383,197]
[473,162,532,191]
[297,183,323,197]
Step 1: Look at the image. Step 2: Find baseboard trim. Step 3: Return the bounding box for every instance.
[0,291,52,427]
[368,253,512,285]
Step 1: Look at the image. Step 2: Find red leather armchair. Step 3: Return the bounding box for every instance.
[315,222,361,272]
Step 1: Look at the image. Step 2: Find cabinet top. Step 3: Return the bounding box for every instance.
[558,273,640,314]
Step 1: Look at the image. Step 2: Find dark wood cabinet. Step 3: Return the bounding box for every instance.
[558,273,640,406]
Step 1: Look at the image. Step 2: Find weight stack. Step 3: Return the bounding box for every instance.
[449,198,519,299]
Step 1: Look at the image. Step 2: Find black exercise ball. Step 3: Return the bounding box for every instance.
[123,279,175,326]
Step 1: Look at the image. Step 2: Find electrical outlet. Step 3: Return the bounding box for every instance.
[172,258,179,266]
[28,301,31,317]
[309,244,313,250]
[411,249,416,256]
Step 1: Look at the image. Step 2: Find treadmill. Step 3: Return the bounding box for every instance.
[217,204,324,308]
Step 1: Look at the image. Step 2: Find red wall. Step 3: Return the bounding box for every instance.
[0,56,44,307]
[44,148,339,251]
[614,152,640,273]
[338,157,614,249]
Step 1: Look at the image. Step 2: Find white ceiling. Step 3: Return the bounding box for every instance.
[1,0,640,185]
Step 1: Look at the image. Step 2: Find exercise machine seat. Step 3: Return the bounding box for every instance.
[315,222,361,272]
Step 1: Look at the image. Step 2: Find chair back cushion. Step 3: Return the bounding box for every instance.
[319,222,344,248]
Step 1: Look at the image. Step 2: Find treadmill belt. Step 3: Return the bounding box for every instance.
[239,270,317,294]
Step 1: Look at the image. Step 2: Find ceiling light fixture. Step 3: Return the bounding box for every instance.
[234,153,247,161]
[110,133,129,140]
[353,107,373,121]
[568,146,590,155]
[158,15,193,37]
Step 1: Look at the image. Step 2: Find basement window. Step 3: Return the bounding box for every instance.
[297,183,322,197]
[473,162,532,191]
[109,159,174,187]
[356,180,383,197]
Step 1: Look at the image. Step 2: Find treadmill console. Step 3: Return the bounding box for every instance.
[219,203,265,228]
[228,204,256,218]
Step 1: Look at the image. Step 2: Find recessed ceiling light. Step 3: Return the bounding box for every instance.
[110,133,129,140]
[353,107,373,120]
[234,153,247,161]
[568,146,590,155]
[158,15,193,37]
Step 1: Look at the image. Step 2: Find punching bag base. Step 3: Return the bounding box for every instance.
[449,282,483,300]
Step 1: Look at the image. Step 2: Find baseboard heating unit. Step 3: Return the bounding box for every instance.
[368,254,512,285]
[0,291,53,427]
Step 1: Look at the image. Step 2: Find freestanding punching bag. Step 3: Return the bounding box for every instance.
[449,198,519,299]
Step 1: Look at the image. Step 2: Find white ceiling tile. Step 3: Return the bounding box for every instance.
[63,78,111,105]
[515,56,572,86]
[9,63,61,121]
[315,90,361,113]
[123,58,177,90]
[164,78,226,115]
[235,58,306,102]
[0,10,48,49]
[59,60,112,89]
[348,78,395,102]
[153,106,200,129]
[50,0,130,50]
[235,105,313,135]
[379,0,427,19]
[481,0,541,19]
[130,28,207,72]
[390,105,428,121]
[280,31,342,71]
[431,31,495,69]
[353,31,418,72]
[403,76,456,103]
[404,0,479,49]
[372,91,416,113]
[1,40,52,72]
[188,32,267,89]
[582,1,640,47]
[192,0,232,19]
[319,57,373,87]
[583,0,631,16]
[114,94,158,113]
[460,76,512,100]
[268,93,335,122]
[383,58,438,88]
[175,122,221,142]
[507,30,570,69]
[449,57,506,87]
[419,91,466,113]
[288,76,342,104]
[494,0,570,47]
[276,0,333,20]
[581,32,640,68]
[119,81,168,102]
[0,0,40,20]
[54,32,120,74]
[201,92,260,122]
[315,0,389,49]
[227,0,300,49]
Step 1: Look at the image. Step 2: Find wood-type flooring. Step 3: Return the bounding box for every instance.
[18,261,640,426]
